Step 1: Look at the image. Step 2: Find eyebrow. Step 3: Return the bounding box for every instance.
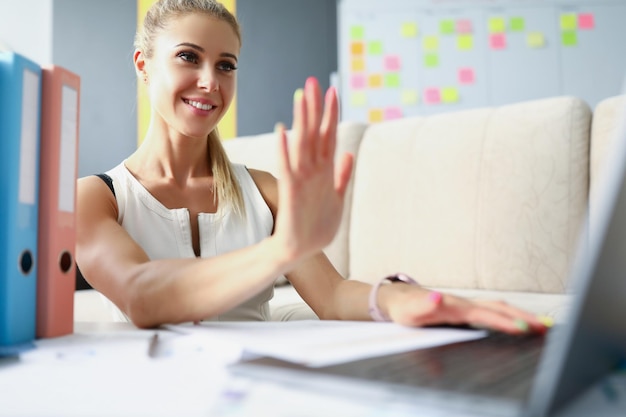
[175,42,238,62]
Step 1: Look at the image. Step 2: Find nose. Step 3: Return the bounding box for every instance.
[198,67,219,92]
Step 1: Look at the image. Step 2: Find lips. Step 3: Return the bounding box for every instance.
[183,98,215,111]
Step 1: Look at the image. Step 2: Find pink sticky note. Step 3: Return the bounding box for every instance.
[351,74,366,89]
[384,55,401,72]
[578,13,594,30]
[384,107,403,120]
[490,33,506,50]
[456,19,473,34]
[424,88,441,105]
[458,67,475,84]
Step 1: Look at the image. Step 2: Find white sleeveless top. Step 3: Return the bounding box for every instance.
[103,161,276,322]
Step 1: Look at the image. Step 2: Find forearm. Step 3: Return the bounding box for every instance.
[326,279,400,321]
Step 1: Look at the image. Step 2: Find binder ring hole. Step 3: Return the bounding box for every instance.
[19,250,34,275]
[59,251,73,273]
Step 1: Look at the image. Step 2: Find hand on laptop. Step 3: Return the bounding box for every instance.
[382,285,550,335]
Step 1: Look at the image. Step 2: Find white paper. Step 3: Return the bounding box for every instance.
[58,85,78,213]
[166,320,487,367]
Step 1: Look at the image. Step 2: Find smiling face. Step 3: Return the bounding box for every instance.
[136,12,240,140]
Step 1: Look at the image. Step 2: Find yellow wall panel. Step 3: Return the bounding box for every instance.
[136,0,237,145]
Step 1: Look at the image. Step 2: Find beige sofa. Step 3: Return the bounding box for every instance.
[74,94,626,323]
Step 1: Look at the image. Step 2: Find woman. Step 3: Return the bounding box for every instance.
[76,0,547,334]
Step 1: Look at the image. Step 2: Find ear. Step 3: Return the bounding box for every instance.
[134,49,147,80]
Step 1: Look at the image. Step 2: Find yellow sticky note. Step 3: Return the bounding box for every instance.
[457,34,473,50]
[560,13,577,30]
[368,74,383,88]
[368,41,384,55]
[527,32,545,48]
[401,89,419,105]
[368,109,384,123]
[401,22,418,38]
[385,73,401,88]
[350,92,367,107]
[441,87,459,103]
[422,35,439,51]
[351,58,366,72]
[488,17,506,33]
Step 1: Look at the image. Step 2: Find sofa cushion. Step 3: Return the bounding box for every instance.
[348,96,591,293]
[222,121,367,279]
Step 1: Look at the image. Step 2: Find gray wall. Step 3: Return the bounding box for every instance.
[53,0,137,178]
[236,0,338,136]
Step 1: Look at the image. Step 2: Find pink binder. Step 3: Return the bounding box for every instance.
[36,65,80,338]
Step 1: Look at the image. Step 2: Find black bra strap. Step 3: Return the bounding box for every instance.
[95,173,116,198]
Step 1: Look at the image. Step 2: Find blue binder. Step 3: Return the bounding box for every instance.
[0,52,42,346]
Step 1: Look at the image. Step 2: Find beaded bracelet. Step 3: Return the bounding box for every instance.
[368,273,419,322]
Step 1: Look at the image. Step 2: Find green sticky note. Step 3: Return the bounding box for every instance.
[368,40,383,55]
[350,26,365,40]
[562,31,577,46]
[401,22,418,38]
[560,14,577,31]
[457,34,473,50]
[510,17,525,31]
[384,73,401,88]
[488,17,506,33]
[424,53,439,68]
[422,35,439,51]
[350,92,367,107]
[527,32,545,48]
[440,19,455,35]
[441,87,459,103]
[401,89,419,105]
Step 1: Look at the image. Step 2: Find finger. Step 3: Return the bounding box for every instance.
[335,152,354,198]
[475,300,548,332]
[304,77,322,160]
[319,87,339,161]
[275,122,291,178]
[465,306,531,335]
[292,87,309,170]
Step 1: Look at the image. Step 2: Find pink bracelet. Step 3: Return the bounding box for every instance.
[368,273,419,322]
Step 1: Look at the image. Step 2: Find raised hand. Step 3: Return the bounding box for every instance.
[273,77,354,261]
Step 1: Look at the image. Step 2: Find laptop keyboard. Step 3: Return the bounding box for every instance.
[326,330,547,400]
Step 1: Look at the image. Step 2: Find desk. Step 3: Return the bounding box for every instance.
[0,322,625,417]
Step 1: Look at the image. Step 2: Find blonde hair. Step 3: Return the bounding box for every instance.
[136,0,245,218]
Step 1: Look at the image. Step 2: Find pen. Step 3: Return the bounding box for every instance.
[147,333,159,358]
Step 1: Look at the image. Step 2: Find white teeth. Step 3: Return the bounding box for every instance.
[185,99,213,111]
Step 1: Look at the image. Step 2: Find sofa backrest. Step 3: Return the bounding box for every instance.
[348,96,592,293]
[222,121,367,278]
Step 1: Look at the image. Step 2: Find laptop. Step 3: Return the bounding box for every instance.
[229,93,626,417]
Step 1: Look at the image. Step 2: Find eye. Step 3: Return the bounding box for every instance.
[177,51,199,64]
[217,61,238,72]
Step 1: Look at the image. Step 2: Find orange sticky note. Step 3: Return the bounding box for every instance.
[368,109,384,123]
[368,74,383,88]
[351,42,364,55]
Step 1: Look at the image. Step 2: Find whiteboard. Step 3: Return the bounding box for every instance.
[337,0,626,123]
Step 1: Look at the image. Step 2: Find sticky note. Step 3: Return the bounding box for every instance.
[401,22,418,38]
[350,42,364,56]
[560,14,577,30]
[456,19,473,34]
[351,58,365,72]
[440,19,455,35]
[384,107,403,120]
[510,17,525,31]
[527,32,545,48]
[384,55,401,72]
[368,74,383,88]
[368,109,384,123]
[458,67,475,84]
[401,89,419,105]
[488,17,506,33]
[422,35,439,51]
[457,34,473,50]
[350,75,366,89]
[350,92,367,107]
[490,33,506,50]
[578,13,594,30]
[384,73,401,88]
[350,26,365,40]
[441,87,459,103]
[424,53,439,68]
[424,88,441,105]
[368,41,384,55]
[562,31,577,46]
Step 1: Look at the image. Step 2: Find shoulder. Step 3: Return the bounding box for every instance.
[246,168,278,216]
[77,174,119,219]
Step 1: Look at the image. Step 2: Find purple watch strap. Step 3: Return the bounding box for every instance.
[368,273,419,322]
